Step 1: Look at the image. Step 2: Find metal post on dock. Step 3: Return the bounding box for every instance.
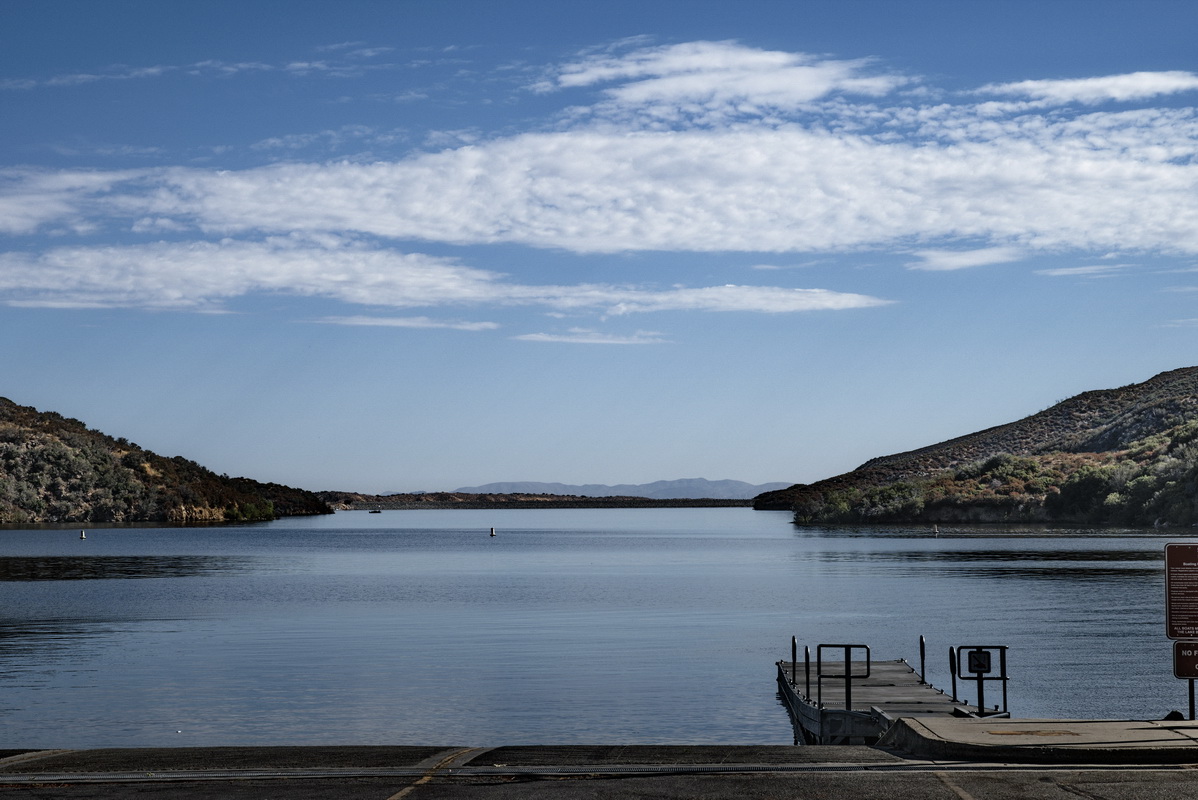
[804,645,811,698]
[919,635,926,684]
[1000,647,1008,713]
[948,647,958,702]
[843,645,853,711]
[1190,679,1195,721]
[975,656,986,715]
[791,636,797,687]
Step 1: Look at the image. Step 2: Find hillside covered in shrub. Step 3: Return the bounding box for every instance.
[0,398,331,523]
[756,367,1198,526]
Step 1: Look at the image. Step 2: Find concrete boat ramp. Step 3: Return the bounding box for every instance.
[6,731,1198,800]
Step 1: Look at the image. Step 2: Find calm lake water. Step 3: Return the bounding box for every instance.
[0,508,1188,748]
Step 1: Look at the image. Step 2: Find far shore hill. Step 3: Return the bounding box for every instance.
[319,479,790,510]
[755,366,1198,527]
[319,492,752,510]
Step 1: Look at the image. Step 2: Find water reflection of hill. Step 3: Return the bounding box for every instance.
[0,555,255,581]
[806,547,1161,582]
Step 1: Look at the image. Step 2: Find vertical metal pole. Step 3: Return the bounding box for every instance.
[804,646,811,699]
[975,650,986,715]
[1190,679,1195,721]
[843,645,852,710]
[815,646,822,708]
[1000,648,1008,713]
[791,636,797,686]
[949,647,957,702]
[919,635,926,684]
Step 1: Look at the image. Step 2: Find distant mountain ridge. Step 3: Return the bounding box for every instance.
[755,366,1198,526]
[454,478,791,500]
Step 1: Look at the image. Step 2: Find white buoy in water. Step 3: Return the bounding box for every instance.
[80,530,86,540]
[490,527,496,537]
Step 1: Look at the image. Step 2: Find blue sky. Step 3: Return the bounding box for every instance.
[3,0,1198,493]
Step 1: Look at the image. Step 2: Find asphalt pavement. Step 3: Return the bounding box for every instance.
[5,737,1198,799]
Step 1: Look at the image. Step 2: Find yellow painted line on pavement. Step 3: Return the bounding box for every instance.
[935,770,977,800]
[386,747,482,800]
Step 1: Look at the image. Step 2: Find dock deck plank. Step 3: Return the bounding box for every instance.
[777,658,981,744]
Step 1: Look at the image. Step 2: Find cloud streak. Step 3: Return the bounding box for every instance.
[978,71,1198,105]
[1035,264,1129,278]
[907,247,1025,271]
[0,237,883,314]
[538,40,907,126]
[512,328,668,344]
[1,44,406,91]
[318,315,500,331]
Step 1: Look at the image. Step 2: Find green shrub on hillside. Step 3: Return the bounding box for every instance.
[793,418,1198,527]
[0,398,331,524]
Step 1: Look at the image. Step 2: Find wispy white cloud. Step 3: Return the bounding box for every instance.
[346,47,395,60]
[602,285,889,314]
[317,315,498,331]
[0,237,498,309]
[0,168,144,235]
[130,216,190,233]
[315,41,367,52]
[1,61,280,89]
[537,40,907,126]
[977,71,1198,105]
[184,60,274,78]
[906,247,1025,271]
[0,237,882,314]
[281,60,388,78]
[543,40,903,98]
[0,65,177,90]
[2,47,399,90]
[314,42,395,59]
[250,125,407,154]
[512,328,667,344]
[1035,264,1129,278]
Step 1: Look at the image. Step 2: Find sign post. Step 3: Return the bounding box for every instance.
[1174,642,1198,720]
[953,645,1008,715]
[1164,544,1198,719]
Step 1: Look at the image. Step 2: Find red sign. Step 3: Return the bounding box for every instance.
[1166,544,1198,640]
[1175,641,1198,679]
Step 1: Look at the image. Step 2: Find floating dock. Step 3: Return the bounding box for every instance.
[777,641,1006,745]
